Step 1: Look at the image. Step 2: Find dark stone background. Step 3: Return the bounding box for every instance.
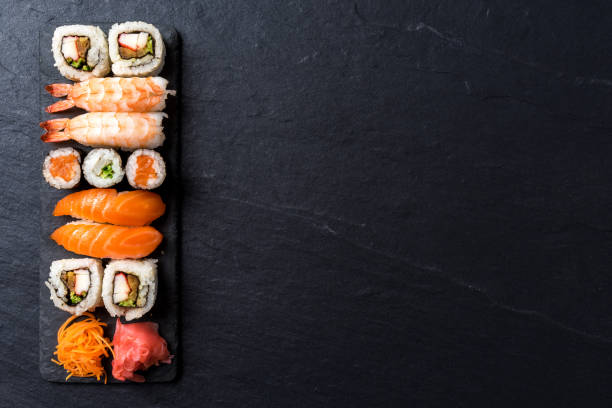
[2,0,612,406]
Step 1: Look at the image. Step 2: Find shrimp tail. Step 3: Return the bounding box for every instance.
[39,118,68,131]
[41,131,69,143]
[45,83,72,97]
[46,100,75,113]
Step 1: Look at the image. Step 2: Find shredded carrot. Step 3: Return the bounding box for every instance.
[52,312,114,383]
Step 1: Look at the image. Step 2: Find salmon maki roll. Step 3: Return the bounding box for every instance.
[42,147,81,189]
[126,149,166,190]
[51,221,163,259]
[53,189,166,226]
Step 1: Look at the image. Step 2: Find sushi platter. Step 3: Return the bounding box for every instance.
[38,22,180,383]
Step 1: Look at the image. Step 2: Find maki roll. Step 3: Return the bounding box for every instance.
[83,148,125,188]
[52,25,111,82]
[126,149,166,190]
[108,22,165,77]
[51,222,163,259]
[42,147,81,189]
[45,258,104,315]
[102,259,158,321]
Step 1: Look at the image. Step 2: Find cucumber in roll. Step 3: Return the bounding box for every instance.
[82,148,125,188]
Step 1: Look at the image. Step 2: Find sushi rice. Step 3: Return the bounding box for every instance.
[52,25,111,82]
[42,147,81,189]
[45,258,104,315]
[82,148,125,188]
[126,149,166,190]
[108,21,165,77]
[102,259,158,321]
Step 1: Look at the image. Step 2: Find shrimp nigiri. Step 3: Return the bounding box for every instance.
[40,112,166,150]
[45,77,176,113]
[53,189,166,226]
[51,221,163,259]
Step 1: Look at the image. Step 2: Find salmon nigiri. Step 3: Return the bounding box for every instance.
[53,189,165,226]
[51,222,162,259]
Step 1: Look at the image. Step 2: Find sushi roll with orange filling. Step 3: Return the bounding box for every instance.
[43,147,81,189]
[125,149,166,190]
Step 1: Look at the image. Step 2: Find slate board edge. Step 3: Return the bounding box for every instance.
[38,23,181,384]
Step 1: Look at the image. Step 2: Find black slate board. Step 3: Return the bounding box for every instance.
[38,23,180,383]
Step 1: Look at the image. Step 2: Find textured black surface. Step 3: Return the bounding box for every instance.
[38,24,179,383]
[3,0,612,406]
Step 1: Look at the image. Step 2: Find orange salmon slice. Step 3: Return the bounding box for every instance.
[51,222,163,259]
[53,189,165,226]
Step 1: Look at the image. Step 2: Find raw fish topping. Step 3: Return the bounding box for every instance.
[53,189,166,226]
[49,154,79,181]
[134,155,157,186]
[51,222,163,259]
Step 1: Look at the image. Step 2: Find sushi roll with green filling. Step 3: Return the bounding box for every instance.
[108,21,165,77]
[82,148,125,188]
[102,259,158,321]
[45,258,104,315]
[52,25,110,82]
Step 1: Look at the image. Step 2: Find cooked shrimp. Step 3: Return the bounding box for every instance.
[41,112,166,150]
[45,77,176,113]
